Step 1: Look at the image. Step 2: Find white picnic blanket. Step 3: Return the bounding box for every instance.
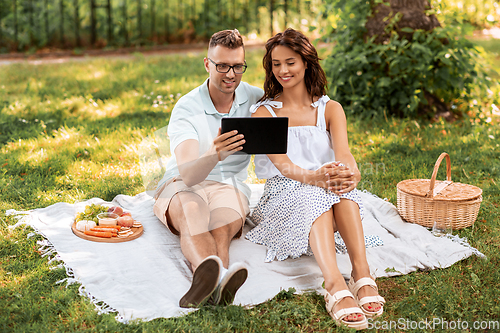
[8,184,483,323]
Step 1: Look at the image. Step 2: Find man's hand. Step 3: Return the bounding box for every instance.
[210,128,245,161]
[175,129,246,187]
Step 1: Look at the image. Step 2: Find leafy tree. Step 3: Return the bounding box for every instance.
[323,0,494,119]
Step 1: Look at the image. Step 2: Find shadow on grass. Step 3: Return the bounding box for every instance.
[0,108,171,145]
[2,171,141,210]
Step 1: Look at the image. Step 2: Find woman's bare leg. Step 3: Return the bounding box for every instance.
[333,198,382,313]
[309,208,363,322]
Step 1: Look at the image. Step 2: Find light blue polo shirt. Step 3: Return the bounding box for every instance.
[159,79,263,201]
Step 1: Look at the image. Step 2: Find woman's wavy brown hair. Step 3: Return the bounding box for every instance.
[260,28,327,102]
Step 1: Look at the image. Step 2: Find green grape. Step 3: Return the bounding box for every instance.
[75,204,108,225]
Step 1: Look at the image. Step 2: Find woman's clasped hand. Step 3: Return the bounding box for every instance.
[311,162,360,195]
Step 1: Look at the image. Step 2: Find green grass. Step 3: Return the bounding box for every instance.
[473,39,500,56]
[1,41,500,332]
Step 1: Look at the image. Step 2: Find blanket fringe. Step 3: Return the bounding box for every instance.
[7,209,128,324]
[444,234,486,259]
[78,285,125,322]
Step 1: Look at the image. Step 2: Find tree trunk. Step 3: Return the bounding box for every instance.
[45,0,50,44]
[59,0,64,45]
[107,0,112,44]
[0,1,2,47]
[14,0,18,48]
[122,0,129,46]
[74,0,81,47]
[270,0,274,36]
[137,0,142,41]
[150,0,155,40]
[29,0,34,44]
[365,0,441,44]
[91,0,96,44]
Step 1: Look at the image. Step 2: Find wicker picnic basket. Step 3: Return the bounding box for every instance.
[396,152,482,230]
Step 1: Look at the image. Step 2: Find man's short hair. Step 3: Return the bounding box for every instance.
[208,29,244,50]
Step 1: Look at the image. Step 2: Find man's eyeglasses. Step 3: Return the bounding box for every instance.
[207,58,247,74]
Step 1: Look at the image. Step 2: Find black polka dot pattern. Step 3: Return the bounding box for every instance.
[246,176,382,262]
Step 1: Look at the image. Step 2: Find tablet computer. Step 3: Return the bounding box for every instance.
[221,117,288,154]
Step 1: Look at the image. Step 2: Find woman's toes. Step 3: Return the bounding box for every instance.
[345,313,363,322]
[363,302,380,313]
[334,296,364,322]
[357,285,382,312]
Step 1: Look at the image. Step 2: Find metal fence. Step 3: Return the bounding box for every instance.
[0,0,323,52]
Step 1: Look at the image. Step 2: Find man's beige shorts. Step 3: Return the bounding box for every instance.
[153,177,250,238]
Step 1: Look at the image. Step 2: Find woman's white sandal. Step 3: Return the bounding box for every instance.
[348,276,386,317]
[324,289,368,330]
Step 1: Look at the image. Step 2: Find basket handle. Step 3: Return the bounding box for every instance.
[427,152,452,198]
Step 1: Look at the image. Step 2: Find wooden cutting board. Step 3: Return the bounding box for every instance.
[71,221,143,243]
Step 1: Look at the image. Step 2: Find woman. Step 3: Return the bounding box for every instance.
[245,29,385,330]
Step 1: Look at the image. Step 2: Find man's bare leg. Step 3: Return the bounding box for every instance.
[209,207,244,268]
[167,191,216,271]
[168,191,225,307]
[208,207,247,305]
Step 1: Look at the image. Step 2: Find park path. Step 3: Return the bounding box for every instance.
[1,27,498,66]
[0,41,266,66]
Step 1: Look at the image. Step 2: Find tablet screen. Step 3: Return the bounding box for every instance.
[221,117,288,154]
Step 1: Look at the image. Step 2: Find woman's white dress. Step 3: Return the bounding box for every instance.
[245,95,382,262]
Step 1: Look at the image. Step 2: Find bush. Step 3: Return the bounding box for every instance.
[322,0,495,119]
[436,0,500,29]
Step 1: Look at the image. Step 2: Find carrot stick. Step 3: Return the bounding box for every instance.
[95,225,121,230]
[84,230,113,238]
[91,227,118,233]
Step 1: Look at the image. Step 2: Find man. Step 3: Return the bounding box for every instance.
[153,29,263,308]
